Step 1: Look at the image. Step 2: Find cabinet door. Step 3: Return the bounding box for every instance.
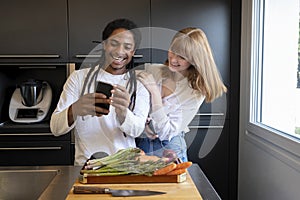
[152,1,232,199]
[0,131,71,166]
[186,119,230,199]
[68,0,151,64]
[0,0,68,63]
[0,141,71,166]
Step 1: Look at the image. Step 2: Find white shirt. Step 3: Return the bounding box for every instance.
[145,63,205,141]
[50,67,150,166]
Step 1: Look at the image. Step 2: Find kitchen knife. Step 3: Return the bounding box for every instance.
[73,185,166,197]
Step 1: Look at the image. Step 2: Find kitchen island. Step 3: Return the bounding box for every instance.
[0,164,220,200]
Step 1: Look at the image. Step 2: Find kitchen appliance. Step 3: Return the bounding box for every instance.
[0,64,73,166]
[8,79,52,123]
[73,186,166,196]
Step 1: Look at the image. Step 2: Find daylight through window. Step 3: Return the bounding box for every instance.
[255,0,300,138]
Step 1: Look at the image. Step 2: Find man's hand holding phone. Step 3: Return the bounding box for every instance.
[110,84,131,124]
[94,82,131,122]
[95,81,113,115]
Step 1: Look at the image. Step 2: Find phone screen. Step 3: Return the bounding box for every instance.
[95,81,113,114]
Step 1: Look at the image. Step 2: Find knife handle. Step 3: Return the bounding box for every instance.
[73,186,109,194]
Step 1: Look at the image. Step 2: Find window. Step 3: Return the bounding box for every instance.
[251,0,300,139]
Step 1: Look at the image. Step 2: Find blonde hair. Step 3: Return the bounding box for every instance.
[166,27,227,102]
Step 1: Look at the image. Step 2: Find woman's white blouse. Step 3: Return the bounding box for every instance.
[145,63,205,141]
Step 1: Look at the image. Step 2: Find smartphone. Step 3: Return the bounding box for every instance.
[95,81,113,114]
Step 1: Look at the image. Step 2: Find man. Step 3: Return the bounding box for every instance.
[50,19,150,166]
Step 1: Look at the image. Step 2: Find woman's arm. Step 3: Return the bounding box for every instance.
[137,64,205,141]
[136,71,163,113]
[150,96,203,141]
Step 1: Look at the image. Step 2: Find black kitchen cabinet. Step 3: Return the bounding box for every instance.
[68,0,151,65]
[0,0,68,63]
[0,131,72,166]
[0,64,73,166]
[150,0,239,199]
[151,0,230,86]
[0,1,240,198]
[186,117,230,199]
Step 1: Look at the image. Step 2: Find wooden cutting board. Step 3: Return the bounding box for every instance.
[79,172,187,184]
[66,171,202,200]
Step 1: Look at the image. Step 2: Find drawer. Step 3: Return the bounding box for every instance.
[198,91,229,120]
[0,141,71,166]
[0,132,71,142]
[189,115,226,127]
[186,119,229,159]
[186,120,230,200]
[185,123,224,151]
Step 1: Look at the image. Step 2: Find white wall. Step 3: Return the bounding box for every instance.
[239,132,300,200]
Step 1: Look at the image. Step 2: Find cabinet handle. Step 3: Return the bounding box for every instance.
[75,54,143,59]
[194,113,224,116]
[188,125,224,129]
[0,54,60,58]
[0,133,53,136]
[133,54,143,58]
[18,66,57,69]
[75,54,100,58]
[0,147,62,150]
[0,63,67,67]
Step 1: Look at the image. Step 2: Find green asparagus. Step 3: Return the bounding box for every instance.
[81,147,172,176]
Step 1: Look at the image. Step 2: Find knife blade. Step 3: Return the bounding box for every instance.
[73,185,166,197]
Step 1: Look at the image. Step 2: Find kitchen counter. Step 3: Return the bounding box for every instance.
[0,164,220,200]
[0,165,81,200]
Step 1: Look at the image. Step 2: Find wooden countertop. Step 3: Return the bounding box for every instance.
[0,164,220,199]
[67,171,202,200]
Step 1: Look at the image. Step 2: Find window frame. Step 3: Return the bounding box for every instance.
[243,0,300,169]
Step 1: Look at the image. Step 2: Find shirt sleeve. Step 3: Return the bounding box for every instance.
[149,96,203,141]
[145,63,205,141]
[119,80,150,138]
[144,63,164,82]
[50,70,82,136]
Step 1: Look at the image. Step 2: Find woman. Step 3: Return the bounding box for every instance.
[136,27,227,162]
[50,19,150,166]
